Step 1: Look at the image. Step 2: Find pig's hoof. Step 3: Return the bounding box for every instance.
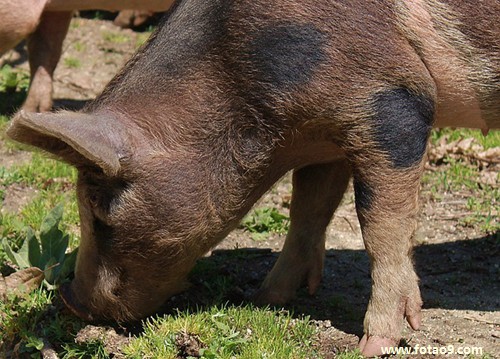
[406,309,422,330]
[359,334,397,357]
[405,297,422,330]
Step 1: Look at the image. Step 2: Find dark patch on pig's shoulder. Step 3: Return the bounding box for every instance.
[354,179,373,211]
[248,23,327,90]
[370,88,434,169]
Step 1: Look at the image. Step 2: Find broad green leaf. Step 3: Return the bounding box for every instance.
[43,257,60,285]
[16,234,32,268]
[40,203,64,239]
[58,248,78,283]
[2,238,30,269]
[26,227,42,268]
[40,204,69,266]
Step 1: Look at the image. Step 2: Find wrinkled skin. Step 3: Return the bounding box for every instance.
[7,0,499,356]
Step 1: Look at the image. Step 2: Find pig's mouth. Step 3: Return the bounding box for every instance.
[60,282,94,322]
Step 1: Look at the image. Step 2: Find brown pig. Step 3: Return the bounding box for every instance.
[0,0,174,112]
[6,0,499,356]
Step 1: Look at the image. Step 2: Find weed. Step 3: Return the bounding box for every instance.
[241,207,289,240]
[102,31,130,44]
[64,57,81,69]
[73,42,86,52]
[70,19,80,29]
[336,350,364,359]
[2,204,77,288]
[0,65,29,93]
[0,289,86,358]
[0,65,29,113]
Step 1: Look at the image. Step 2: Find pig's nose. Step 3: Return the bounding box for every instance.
[60,282,94,321]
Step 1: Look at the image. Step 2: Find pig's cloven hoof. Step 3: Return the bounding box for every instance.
[405,304,422,330]
[359,334,397,357]
[60,282,93,321]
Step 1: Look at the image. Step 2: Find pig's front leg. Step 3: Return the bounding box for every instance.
[255,160,351,304]
[23,11,72,112]
[351,88,433,356]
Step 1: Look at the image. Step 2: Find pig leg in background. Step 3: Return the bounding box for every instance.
[255,160,351,304]
[351,89,433,356]
[23,11,72,113]
[114,10,155,29]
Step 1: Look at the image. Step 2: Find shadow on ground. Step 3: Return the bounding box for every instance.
[158,232,499,338]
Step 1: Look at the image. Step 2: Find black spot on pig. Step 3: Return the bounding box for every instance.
[248,23,327,90]
[371,88,434,168]
[354,179,373,211]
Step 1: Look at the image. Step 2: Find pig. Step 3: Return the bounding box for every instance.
[6,0,499,356]
[0,0,174,112]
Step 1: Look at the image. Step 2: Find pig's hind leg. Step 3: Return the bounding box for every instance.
[254,160,350,305]
[350,88,434,356]
[23,11,72,112]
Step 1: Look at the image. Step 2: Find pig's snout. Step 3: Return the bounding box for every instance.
[60,282,94,322]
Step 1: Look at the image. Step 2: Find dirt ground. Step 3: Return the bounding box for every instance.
[1,16,499,358]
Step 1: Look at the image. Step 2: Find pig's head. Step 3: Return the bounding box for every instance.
[7,111,214,322]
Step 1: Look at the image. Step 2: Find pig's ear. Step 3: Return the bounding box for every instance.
[7,111,127,176]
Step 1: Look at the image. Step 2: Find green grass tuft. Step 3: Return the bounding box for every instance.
[102,31,130,44]
[125,305,319,359]
[64,57,82,69]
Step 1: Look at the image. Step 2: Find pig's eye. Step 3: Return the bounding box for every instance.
[88,190,108,209]
[89,193,100,207]
[80,173,128,221]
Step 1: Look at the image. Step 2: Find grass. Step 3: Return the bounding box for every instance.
[126,305,319,358]
[0,151,79,247]
[0,65,29,114]
[64,57,82,69]
[73,42,87,52]
[424,129,499,233]
[0,289,88,358]
[102,31,130,44]
[135,32,153,48]
[431,128,500,149]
